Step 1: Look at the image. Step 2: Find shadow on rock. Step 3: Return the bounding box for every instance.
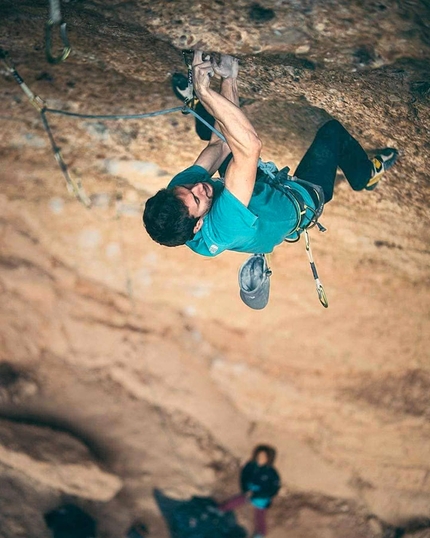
[154,489,247,538]
[44,504,96,538]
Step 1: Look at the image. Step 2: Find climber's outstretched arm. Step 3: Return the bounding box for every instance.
[194,55,240,176]
[192,51,261,207]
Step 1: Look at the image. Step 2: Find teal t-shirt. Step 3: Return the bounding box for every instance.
[168,165,316,257]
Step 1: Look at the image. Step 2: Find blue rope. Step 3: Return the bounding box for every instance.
[45,101,275,181]
[45,106,184,120]
[46,105,270,176]
[186,108,226,142]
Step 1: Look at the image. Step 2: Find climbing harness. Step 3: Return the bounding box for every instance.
[1,46,328,307]
[46,0,71,64]
[258,163,326,237]
[255,162,329,308]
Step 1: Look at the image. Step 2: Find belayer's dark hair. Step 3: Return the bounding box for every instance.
[251,444,277,466]
[143,188,198,247]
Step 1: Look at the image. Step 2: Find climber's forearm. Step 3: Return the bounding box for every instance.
[208,77,240,146]
[197,86,260,157]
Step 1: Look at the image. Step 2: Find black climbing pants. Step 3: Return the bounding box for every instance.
[294,119,374,202]
[206,117,374,203]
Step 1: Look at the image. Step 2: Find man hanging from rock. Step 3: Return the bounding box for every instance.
[217,444,281,538]
[143,50,398,259]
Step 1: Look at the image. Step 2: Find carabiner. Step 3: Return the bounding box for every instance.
[45,19,71,64]
[316,282,329,308]
[182,49,195,68]
[304,230,329,308]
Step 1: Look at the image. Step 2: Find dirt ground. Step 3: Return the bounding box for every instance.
[0,1,430,537]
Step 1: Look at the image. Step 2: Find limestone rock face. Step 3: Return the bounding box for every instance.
[0,362,39,404]
[0,0,430,537]
[0,418,122,501]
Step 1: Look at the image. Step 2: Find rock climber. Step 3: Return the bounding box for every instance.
[218,444,281,538]
[142,50,398,257]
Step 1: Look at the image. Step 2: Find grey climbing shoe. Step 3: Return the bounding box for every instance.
[171,73,193,102]
[365,148,399,190]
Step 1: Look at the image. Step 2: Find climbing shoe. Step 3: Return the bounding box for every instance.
[171,73,216,140]
[365,148,399,190]
[171,73,193,102]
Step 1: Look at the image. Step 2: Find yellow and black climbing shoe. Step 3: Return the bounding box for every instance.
[365,148,399,190]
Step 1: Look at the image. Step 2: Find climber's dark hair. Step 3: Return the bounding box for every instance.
[251,444,276,466]
[143,188,198,247]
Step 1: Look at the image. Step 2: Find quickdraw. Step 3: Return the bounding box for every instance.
[0,48,91,206]
[46,0,71,64]
[305,229,329,308]
[181,50,200,111]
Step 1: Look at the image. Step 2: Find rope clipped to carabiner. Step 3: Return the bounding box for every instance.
[304,230,329,308]
[46,0,71,64]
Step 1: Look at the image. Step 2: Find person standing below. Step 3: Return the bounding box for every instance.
[219,444,281,538]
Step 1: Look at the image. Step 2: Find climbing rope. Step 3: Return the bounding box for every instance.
[46,0,71,64]
[46,106,184,121]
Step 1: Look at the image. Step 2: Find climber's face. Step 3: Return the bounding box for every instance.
[174,182,214,219]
